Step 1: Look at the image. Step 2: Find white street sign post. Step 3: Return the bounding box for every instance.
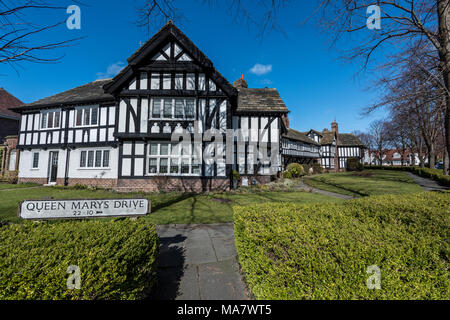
[19,199,150,220]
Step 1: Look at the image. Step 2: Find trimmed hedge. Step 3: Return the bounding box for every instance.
[234,192,450,299]
[365,165,450,187]
[0,219,159,300]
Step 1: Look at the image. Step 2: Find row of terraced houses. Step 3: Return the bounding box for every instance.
[4,22,365,191]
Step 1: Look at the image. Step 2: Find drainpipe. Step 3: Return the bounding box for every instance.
[63,105,70,186]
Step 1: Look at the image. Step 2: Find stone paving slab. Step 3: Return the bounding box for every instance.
[151,223,250,300]
[405,172,450,191]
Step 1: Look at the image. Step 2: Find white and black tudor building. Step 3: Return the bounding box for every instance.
[11,22,365,191]
[11,22,290,192]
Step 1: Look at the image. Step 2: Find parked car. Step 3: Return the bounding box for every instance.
[435,161,444,169]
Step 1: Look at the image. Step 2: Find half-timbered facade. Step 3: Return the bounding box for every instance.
[281,128,320,166]
[11,22,288,191]
[309,120,365,171]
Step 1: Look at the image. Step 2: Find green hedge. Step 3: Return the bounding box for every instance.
[234,192,450,299]
[365,165,450,187]
[0,219,159,300]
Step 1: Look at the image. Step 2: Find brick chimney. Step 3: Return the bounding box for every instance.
[331,119,338,135]
[331,119,339,172]
[282,114,289,128]
[233,74,248,88]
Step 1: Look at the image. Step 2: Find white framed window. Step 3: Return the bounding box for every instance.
[150,98,195,120]
[75,106,99,127]
[150,73,160,89]
[40,110,61,129]
[32,152,39,168]
[79,150,110,168]
[147,142,201,176]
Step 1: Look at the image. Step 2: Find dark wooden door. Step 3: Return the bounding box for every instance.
[48,152,58,183]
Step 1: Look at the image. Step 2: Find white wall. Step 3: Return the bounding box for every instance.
[68,147,118,179]
[18,149,67,179]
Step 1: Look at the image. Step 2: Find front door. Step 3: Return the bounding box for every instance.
[48,151,59,184]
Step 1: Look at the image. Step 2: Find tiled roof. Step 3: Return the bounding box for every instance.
[337,133,365,147]
[12,80,114,111]
[283,128,320,145]
[320,131,336,144]
[0,88,23,118]
[319,131,365,147]
[236,88,289,114]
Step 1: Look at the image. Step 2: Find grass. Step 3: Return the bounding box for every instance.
[234,191,450,299]
[0,183,39,190]
[0,185,342,224]
[303,169,423,197]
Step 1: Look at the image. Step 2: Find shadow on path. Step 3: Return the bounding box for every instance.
[150,234,187,300]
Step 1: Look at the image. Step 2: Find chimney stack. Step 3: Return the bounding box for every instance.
[233,74,248,88]
[282,114,289,128]
[331,119,338,134]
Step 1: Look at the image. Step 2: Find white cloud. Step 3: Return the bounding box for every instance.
[96,61,126,79]
[249,63,272,76]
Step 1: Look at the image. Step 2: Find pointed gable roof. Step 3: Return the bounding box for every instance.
[0,88,22,119]
[103,21,237,96]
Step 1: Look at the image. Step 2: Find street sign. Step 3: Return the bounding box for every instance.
[19,198,150,220]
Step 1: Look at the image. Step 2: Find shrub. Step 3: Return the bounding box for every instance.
[282,171,292,179]
[285,163,305,178]
[312,162,324,174]
[0,219,159,300]
[234,191,450,300]
[347,158,364,171]
[301,164,311,175]
[232,170,241,181]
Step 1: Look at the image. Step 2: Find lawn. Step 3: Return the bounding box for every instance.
[303,169,423,197]
[0,183,39,190]
[0,185,342,224]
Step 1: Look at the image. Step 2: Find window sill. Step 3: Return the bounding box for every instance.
[77,167,111,170]
[73,125,98,129]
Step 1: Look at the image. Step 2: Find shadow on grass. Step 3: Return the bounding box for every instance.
[152,192,197,212]
[307,178,365,197]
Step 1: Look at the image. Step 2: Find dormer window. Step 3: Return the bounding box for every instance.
[75,106,98,127]
[41,110,61,129]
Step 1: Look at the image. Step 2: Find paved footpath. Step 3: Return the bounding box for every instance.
[405,172,450,191]
[151,223,250,300]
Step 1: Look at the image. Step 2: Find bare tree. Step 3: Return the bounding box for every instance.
[369,119,389,166]
[135,0,450,174]
[352,130,372,164]
[0,0,80,68]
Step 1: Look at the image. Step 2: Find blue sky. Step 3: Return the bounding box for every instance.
[0,1,386,133]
